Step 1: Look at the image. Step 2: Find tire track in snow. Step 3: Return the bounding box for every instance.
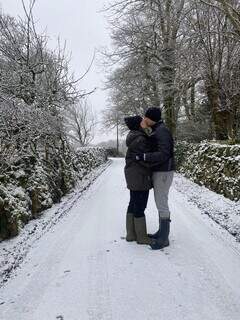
[87,251,113,320]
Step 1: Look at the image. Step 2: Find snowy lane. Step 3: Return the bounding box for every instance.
[0,158,240,320]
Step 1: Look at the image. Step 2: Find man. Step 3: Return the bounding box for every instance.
[134,107,175,250]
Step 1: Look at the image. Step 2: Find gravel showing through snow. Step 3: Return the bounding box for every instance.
[0,158,240,320]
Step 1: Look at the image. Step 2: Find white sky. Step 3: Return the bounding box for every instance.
[0,0,117,144]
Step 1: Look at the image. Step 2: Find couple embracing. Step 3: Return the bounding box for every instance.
[124,107,175,250]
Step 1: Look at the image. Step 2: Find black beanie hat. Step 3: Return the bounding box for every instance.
[145,107,162,122]
[124,116,142,130]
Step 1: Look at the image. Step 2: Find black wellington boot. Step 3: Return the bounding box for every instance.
[148,229,161,239]
[150,219,171,250]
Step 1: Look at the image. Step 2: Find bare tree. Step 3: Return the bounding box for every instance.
[103,0,189,135]
[0,1,81,110]
[0,0,95,173]
[65,100,97,147]
[185,0,240,140]
[200,0,240,35]
[103,0,240,141]
[102,105,124,154]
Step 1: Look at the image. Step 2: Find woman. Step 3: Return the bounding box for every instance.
[124,116,152,245]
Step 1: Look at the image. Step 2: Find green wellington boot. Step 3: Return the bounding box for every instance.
[134,216,152,245]
[126,213,137,241]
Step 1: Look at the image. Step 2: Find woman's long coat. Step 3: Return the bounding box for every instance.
[124,130,153,191]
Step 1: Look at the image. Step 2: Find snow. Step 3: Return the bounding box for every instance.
[11,187,26,200]
[0,158,240,320]
[0,161,111,285]
[13,170,25,180]
[173,173,240,240]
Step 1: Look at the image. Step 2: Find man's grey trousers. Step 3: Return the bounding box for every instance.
[152,171,174,220]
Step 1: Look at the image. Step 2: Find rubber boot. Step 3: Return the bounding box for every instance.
[126,213,136,242]
[150,219,171,250]
[148,229,160,239]
[134,216,152,245]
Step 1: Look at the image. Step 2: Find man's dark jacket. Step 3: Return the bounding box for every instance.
[145,121,175,172]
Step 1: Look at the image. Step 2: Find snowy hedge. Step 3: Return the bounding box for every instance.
[0,147,107,240]
[175,142,240,201]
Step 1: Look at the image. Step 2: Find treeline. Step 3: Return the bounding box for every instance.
[0,2,96,175]
[0,3,107,238]
[104,0,240,143]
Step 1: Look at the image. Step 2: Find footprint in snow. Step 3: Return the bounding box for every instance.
[64,270,71,274]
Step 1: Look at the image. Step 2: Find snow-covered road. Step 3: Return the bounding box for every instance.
[1,158,240,320]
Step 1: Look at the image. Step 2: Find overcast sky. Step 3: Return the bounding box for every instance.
[1,0,116,144]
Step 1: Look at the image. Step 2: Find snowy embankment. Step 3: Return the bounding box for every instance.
[0,147,107,240]
[174,142,240,238]
[0,160,111,286]
[175,142,240,201]
[173,173,240,241]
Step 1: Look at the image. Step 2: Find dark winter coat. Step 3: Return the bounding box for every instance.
[145,121,176,172]
[125,130,153,191]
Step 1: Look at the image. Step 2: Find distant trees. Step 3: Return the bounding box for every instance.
[65,100,97,147]
[103,106,122,154]
[104,0,240,142]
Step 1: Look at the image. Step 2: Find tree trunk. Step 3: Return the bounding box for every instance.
[206,83,230,140]
[143,54,160,107]
[116,121,119,156]
[160,48,176,136]
[164,95,176,136]
[190,82,196,120]
[182,89,191,120]
[229,94,240,143]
